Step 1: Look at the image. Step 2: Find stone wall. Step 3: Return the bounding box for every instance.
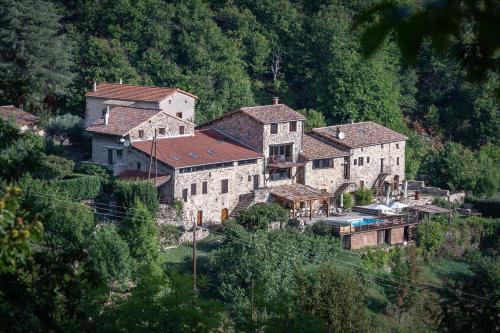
[174,159,264,223]
[407,180,425,191]
[303,157,346,193]
[349,140,406,189]
[350,231,378,250]
[128,112,195,141]
[85,97,159,127]
[158,91,196,123]
[262,121,304,158]
[389,227,405,244]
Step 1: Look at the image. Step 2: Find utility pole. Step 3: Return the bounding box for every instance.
[154,129,158,185]
[148,132,154,179]
[192,216,197,291]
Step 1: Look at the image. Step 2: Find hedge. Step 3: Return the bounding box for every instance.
[115,180,159,216]
[54,174,101,200]
[465,196,500,218]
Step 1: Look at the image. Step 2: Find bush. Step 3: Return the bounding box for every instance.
[414,222,444,258]
[75,163,112,184]
[361,248,393,270]
[44,114,84,145]
[115,180,159,216]
[159,224,182,246]
[354,188,374,206]
[236,203,288,231]
[34,155,74,180]
[54,174,101,200]
[340,192,354,210]
[311,220,333,236]
[465,196,500,218]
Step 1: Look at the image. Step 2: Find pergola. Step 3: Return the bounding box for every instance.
[269,183,334,220]
[409,204,452,223]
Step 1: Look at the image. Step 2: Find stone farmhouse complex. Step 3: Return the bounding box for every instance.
[85,82,411,239]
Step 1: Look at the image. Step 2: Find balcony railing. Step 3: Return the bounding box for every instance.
[267,156,305,168]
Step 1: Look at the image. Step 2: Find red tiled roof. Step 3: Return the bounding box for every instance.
[85,106,160,136]
[85,82,198,102]
[302,134,350,160]
[312,121,407,148]
[0,105,38,126]
[117,170,170,187]
[132,129,262,168]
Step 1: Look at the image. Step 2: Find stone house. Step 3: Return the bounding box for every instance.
[0,105,42,134]
[84,82,197,127]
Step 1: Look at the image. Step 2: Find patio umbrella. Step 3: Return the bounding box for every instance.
[368,204,391,211]
[389,202,408,209]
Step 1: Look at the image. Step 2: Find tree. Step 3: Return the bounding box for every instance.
[414,222,444,259]
[0,0,74,109]
[120,200,162,270]
[34,155,75,180]
[89,223,133,284]
[354,188,374,206]
[476,144,500,196]
[44,114,83,145]
[115,180,159,217]
[236,203,288,231]
[297,108,326,132]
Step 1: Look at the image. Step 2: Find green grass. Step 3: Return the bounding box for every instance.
[163,234,223,268]
[421,258,474,286]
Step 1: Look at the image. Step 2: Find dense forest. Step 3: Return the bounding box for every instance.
[0,0,499,332]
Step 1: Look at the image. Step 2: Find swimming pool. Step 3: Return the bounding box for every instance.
[350,218,383,227]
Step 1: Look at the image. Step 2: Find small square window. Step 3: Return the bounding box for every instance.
[358,157,364,166]
[354,159,357,166]
[289,121,297,132]
[397,157,400,166]
[367,157,370,163]
[270,123,278,134]
[138,130,144,139]
[396,143,400,149]
[221,179,228,194]
[158,128,165,135]
[381,144,384,149]
[176,112,182,119]
[137,162,141,170]
[179,126,185,134]
[168,100,172,104]
[191,183,197,195]
[202,181,208,194]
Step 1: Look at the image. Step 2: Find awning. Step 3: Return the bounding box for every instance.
[410,204,450,214]
[269,183,333,203]
[117,170,171,187]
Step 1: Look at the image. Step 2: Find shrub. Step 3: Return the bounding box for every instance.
[54,175,101,200]
[75,163,112,184]
[465,196,500,218]
[340,192,354,210]
[414,222,444,258]
[159,224,182,246]
[115,180,159,216]
[311,220,333,236]
[172,198,184,221]
[236,203,288,231]
[34,155,74,180]
[354,188,374,206]
[361,248,393,270]
[44,114,83,145]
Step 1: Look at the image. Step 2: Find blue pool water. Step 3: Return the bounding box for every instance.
[350,218,382,227]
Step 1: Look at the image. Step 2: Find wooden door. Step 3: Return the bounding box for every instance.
[221,208,228,223]
[196,210,203,226]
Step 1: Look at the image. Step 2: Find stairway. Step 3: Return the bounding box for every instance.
[372,173,388,196]
[334,181,354,197]
[229,192,255,219]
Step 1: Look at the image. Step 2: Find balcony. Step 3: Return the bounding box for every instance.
[267,156,305,169]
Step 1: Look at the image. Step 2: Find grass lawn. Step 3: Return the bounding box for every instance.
[421,257,474,286]
[163,233,223,271]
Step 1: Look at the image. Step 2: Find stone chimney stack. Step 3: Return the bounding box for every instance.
[92,81,97,92]
[272,97,279,105]
[104,106,110,126]
[119,78,123,84]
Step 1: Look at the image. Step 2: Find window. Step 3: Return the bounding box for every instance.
[116,150,123,164]
[185,99,188,103]
[367,157,370,163]
[397,157,400,166]
[289,121,297,132]
[158,128,165,135]
[221,179,229,194]
[168,100,172,104]
[270,123,278,134]
[176,112,182,119]
[137,162,141,170]
[381,144,384,149]
[182,189,188,202]
[202,181,208,194]
[269,144,292,157]
[107,149,113,165]
[396,143,400,149]
[353,159,357,166]
[358,157,364,166]
[270,169,290,181]
[179,126,185,134]
[191,183,197,195]
[139,130,144,139]
[312,158,333,169]
[238,159,257,166]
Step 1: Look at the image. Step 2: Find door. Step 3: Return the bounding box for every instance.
[343,157,350,179]
[253,175,260,189]
[380,158,385,173]
[377,230,385,245]
[221,208,228,223]
[196,210,203,226]
[107,149,113,165]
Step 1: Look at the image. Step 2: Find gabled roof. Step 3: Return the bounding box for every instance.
[302,133,350,160]
[132,129,262,169]
[85,82,198,102]
[85,106,160,136]
[312,121,407,149]
[0,105,38,126]
[199,104,305,128]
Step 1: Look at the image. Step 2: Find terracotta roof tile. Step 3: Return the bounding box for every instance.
[85,82,198,102]
[312,121,407,148]
[239,104,305,123]
[302,134,350,160]
[270,183,333,202]
[0,105,38,126]
[132,129,262,168]
[85,106,160,136]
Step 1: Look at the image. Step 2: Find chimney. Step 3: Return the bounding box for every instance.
[119,78,123,84]
[272,97,279,105]
[104,106,110,126]
[92,81,97,92]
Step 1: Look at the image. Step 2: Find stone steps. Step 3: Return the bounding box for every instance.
[229,193,255,218]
